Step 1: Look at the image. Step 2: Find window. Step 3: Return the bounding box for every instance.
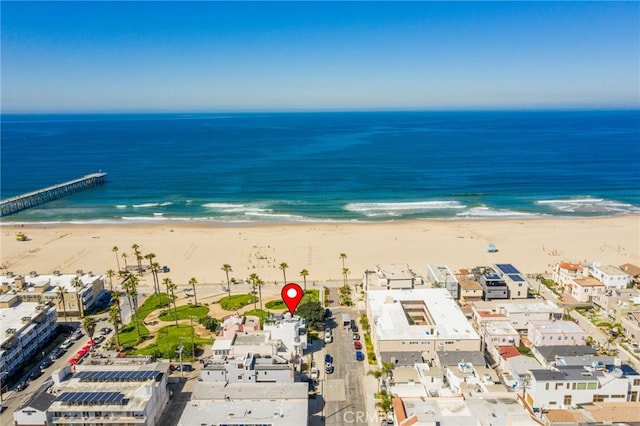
[587,383,597,390]
[634,379,640,386]
[556,383,564,390]
[577,383,587,390]
[564,395,572,405]
[593,395,606,402]
[545,383,550,390]
[611,394,625,399]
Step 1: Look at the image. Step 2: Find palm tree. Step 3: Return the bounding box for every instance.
[375,389,393,421]
[132,244,143,273]
[339,252,347,269]
[381,361,394,382]
[111,291,122,324]
[56,286,68,323]
[121,252,128,270]
[71,276,84,318]
[112,246,120,271]
[300,269,309,292]
[145,253,159,298]
[256,276,265,320]
[248,273,259,310]
[82,316,97,340]
[342,267,350,287]
[106,269,115,291]
[221,264,232,299]
[279,262,289,285]
[189,277,198,305]
[123,275,141,337]
[109,302,121,348]
[165,278,179,327]
[151,262,162,304]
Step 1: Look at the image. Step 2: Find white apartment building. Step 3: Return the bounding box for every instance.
[590,264,633,289]
[472,299,563,331]
[493,263,529,299]
[178,382,308,426]
[0,270,105,317]
[483,321,520,349]
[525,364,640,411]
[201,352,293,383]
[621,311,640,347]
[14,362,170,426]
[0,295,57,378]
[552,262,587,287]
[263,313,308,357]
[426,264,459,299]
[527,320,587,347]
[569,276,604,303]
[366,264,422,290]
[367,289,480,366]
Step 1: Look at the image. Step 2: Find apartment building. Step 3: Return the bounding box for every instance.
[0,270,105,317]
[14,362,170,426]
[525,364,640,411]
[201,352,293,383]
[367,289,480,366]
[0,295,57,378]
[426,264,459,299]
[589,264,633,289]
[527,320,587,347]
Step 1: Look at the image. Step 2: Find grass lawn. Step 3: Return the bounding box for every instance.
[219,294,258,311]
[133,324,213,359]
[117,293,169,350]
[265,300,287,310]
[159,304,210,322]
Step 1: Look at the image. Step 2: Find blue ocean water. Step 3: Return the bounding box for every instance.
[1,110,639,224]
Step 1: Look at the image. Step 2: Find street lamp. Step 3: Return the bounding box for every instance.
[176,344,184,379]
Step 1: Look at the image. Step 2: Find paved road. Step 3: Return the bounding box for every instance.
[324,307,367,426]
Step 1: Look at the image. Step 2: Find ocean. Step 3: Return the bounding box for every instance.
[1,110,639,224]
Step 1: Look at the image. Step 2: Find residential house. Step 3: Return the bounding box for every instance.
[527,320,587,347]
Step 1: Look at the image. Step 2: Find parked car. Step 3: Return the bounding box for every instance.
[29,369,43,381]
[99,327,112,335]
[94,335,106,344]
[324,308,332,318]
[173,363,194,372]
[15,382,28,392]
[50,348,64,360]
[40,357,53,369]
[325,364,334,374]
[353,333,360,341]
[355,351,364,361]
[354,341,362,350]
[70,330,84,341]
[324,331,333,344]
[60,339,73,350]
[324,354,333,365]
[351,323,358,333]
[310,367,319,381]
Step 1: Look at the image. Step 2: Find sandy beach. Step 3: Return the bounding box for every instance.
[1,216,638,286]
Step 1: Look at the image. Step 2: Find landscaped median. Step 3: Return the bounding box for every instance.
[218,294,258,310]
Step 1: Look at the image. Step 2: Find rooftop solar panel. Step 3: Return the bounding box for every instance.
[74,370,159,382]
[56,391,123,404]
[508,274,525,282]
[496,264,520,274]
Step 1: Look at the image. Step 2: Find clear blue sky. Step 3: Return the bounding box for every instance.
[2,1,639,112]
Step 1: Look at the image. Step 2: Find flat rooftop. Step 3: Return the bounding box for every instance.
[368,289,478,341]
[574,277,605,287]
[457,275,482,291]
[529,320,585,334]
[178,399,308,426]
[594,265,629,276]
[0,301,48,347]
[427,265,458,283]
[193,381,307,400]
[1,272,103,294]
[375,264,416,280]
[485,321,518,335]
[399,396,537,426]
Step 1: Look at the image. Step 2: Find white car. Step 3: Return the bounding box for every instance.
[60,339,73,350]
[310,367,319,381]
[324,332,333,343]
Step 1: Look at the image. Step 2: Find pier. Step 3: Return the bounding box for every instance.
[0,173,107,217]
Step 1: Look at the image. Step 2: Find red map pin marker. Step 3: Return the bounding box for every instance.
[281,283,303,315]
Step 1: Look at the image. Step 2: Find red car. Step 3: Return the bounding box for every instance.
[354,341,362,350]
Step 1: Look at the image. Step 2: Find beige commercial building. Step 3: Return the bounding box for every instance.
[366,289,480,366]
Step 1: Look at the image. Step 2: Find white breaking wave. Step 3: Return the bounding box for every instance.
[345,201,466,217]
[115,205,127,209]
[202,202,272,215]
[536,198,640,214]
[456,206,541,218]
